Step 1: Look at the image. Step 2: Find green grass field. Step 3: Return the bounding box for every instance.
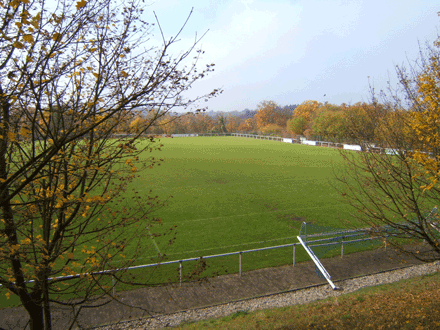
[0,136,383,308]
[140,137,350,253]
[107,136,375,284]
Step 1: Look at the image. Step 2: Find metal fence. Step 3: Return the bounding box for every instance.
[1,233,388,295]
[186,132,399,154]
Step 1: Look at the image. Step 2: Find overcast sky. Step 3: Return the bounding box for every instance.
[145,0,440,112]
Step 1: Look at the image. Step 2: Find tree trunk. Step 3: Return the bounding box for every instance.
[43,278,52,330]
[24,300,45,330]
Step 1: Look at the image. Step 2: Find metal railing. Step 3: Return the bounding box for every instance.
[192,132,398,154]
[1,234,387,294]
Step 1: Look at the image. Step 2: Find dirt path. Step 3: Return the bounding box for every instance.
[1,243,435,330]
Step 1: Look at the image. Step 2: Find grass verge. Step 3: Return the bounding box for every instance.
[176,268,440,330]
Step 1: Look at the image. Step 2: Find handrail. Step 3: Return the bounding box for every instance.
[0,236,384,288]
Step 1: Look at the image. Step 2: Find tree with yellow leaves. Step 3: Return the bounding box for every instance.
[336,23,440,263]
[286,100,322,136]
[254,100,290,129]
[0,1,219,329]
[408,49,440,191]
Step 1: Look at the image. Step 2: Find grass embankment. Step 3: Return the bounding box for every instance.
[176,270,440,330]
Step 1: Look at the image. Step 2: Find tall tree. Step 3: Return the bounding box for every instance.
[254,100,290,129]
[213,113,227,133]
[336,28,440,263]
[286,116,307,136]
[237,117,257,132]
[343,102,383,144]
[312,105,347,142]
[292,100,323,123]
[287,100,322,137]
[0,1,219,329]
[225,114,243,133]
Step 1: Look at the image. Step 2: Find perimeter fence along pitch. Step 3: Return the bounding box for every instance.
[0,136,389,308]
[105,138,370,272]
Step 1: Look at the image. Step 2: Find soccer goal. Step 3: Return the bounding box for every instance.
[297,222,372,290]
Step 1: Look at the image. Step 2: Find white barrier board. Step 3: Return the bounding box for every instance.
[283,138,293,143]
[343,144,362,151]
[171,134,199,137]
[302,140,316,146]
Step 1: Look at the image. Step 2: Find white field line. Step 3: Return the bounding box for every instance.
[145,227,161,255]
[109,235,299,264]
[175,205,337,224]
[146,176,331,193]
[164,235,298,257]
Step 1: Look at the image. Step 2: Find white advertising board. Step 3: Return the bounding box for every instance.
[343,144,362,151]
[302,140,316,146]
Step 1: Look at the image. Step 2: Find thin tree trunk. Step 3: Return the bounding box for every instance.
[43,279,52,330]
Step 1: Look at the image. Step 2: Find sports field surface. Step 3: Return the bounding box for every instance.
[0,136,380,308]
[124,137,374,277]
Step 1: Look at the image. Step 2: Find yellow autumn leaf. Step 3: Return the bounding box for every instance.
[20,238,31,245]
[67,252,74,259]
[120,71,128,78]
[52,32,62,42]
[22,34,34,43]
[76,0,87,10]
[13,41,25,49]
[20,127,31,138]
[7,131,16,141]
[8,0,24,8]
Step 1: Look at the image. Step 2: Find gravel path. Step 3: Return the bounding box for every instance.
[94,260,440,330]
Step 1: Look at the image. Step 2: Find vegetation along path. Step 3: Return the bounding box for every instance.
[0,243,436,330]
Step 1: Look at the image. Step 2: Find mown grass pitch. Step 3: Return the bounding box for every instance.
[122,136,370,279]
[0,136,378,308]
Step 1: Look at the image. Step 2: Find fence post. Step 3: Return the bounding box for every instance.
[293,245,296,266]
[179,261,183,287]
[385,237,387,252]
[239,252,242,276]
[341,241,344,258]
[112,275,116,296]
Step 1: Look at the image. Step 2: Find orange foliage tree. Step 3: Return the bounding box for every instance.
[287,100,322,136]
[0,1,219,329]
[237,117,258,132]
[254,100,291,130]
[225,114,243,133]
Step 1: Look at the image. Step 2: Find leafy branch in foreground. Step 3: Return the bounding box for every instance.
[336,18,440,262]
[0,0,221,329]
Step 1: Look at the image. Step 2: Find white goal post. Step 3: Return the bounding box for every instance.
[297,235,340,290]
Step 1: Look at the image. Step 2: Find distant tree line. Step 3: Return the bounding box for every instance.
[131,99,413,146]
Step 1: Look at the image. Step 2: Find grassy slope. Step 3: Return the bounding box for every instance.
[176,269,440,330]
